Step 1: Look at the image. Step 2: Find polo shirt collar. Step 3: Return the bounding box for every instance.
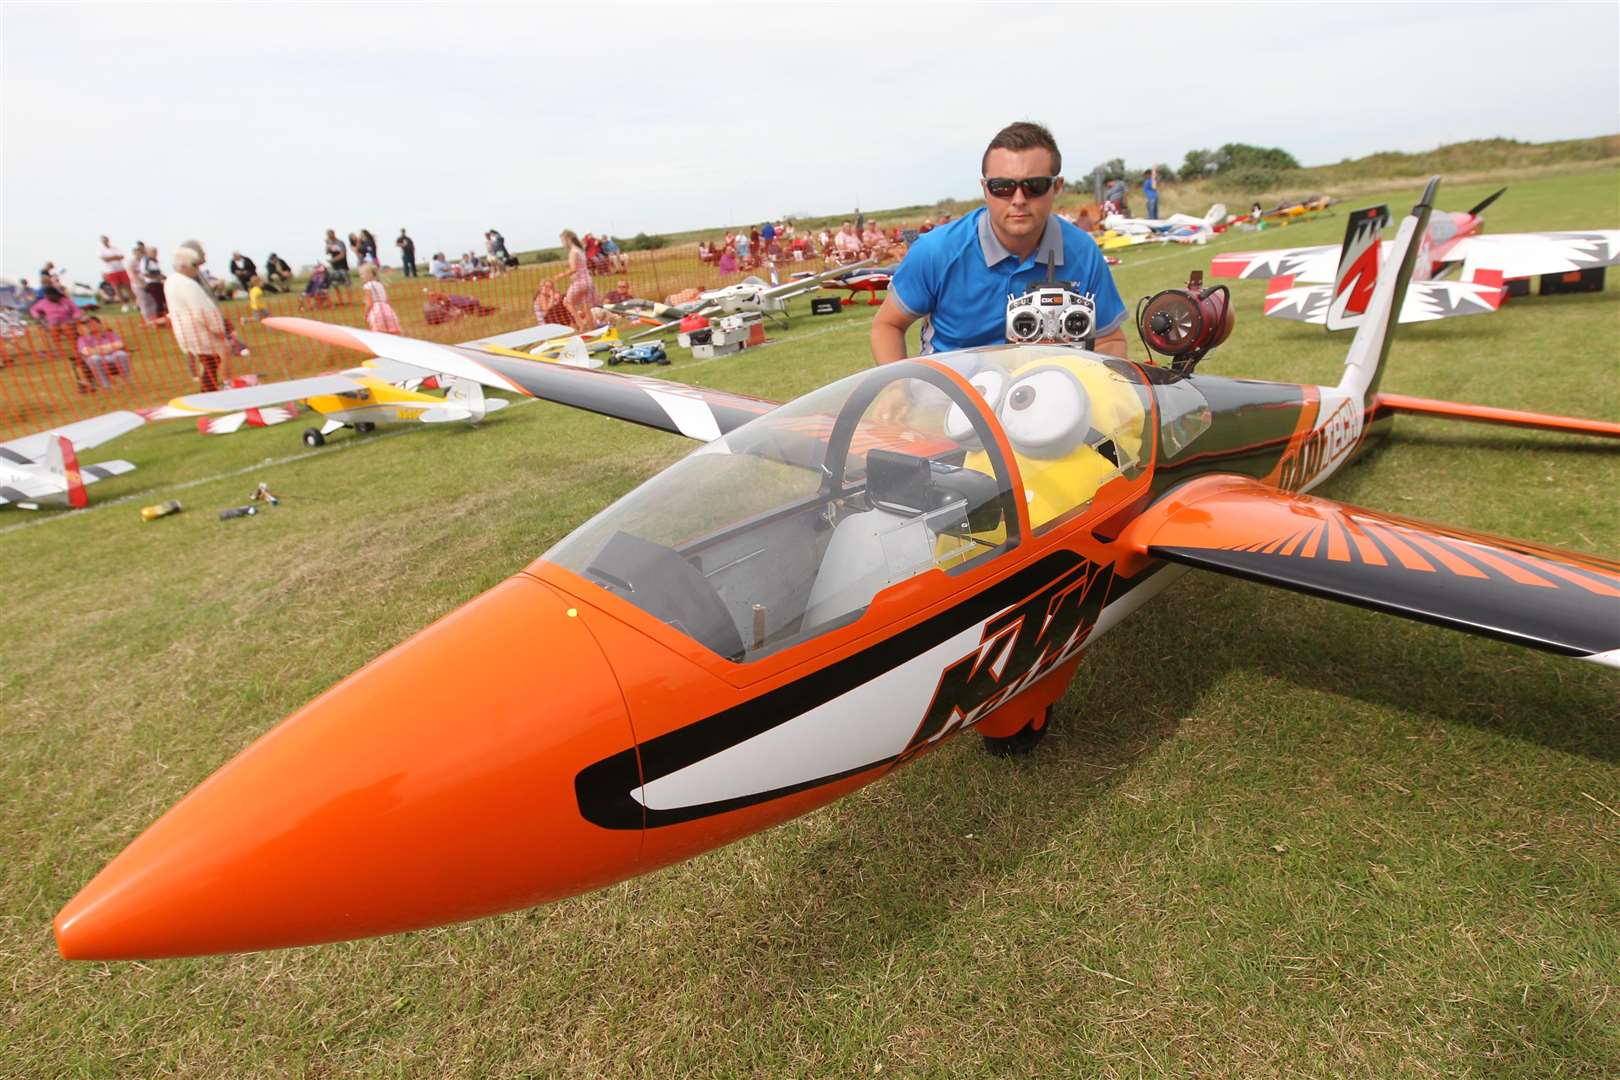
[977,209,1064,268]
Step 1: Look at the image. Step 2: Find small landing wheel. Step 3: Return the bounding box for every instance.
[981,706,1053,758]
[302,427,326,447]
[354,422,376,434]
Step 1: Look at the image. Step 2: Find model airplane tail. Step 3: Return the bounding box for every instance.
[1324,205,1391,331]
[1339,179,1436,401]
[421,378,509,423]
[44,436,88,509]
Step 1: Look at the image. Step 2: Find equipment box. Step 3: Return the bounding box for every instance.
[810,297,842,316]
[692,340,743,360]
[1540,267,1605,296]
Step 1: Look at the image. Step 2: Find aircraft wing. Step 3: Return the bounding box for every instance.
[1210,244,1340,283]
[1262,275,1505,326]
[1122,475,1620,666]
[458,324,579,352]
[0,459,135,506]
[1443,230,1620,280]
[0,410,145,464]
[166,374,365,415]
[266,317,778,443]
[761,259,876,300]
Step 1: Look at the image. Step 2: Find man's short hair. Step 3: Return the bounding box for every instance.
[983,122,1061,176]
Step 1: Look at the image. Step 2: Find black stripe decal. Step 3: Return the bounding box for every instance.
[0,485,31,503]
[1149,545,1619,658]
[0,447,33,465]
[1486,545,1620,596]
[575,551,1152,829]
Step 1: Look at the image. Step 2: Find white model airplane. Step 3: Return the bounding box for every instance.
[159,355,511,447]
[1100,203,1227,246]
[625,260,877,336]
[157,320,622,445]
[0,410,144,509]
[461,322,613,369]
[1214,190,1619,330]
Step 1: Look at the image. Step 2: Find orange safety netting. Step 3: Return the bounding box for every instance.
[0,236,884,441]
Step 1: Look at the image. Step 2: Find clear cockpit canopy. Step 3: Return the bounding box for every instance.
[544,346,1152,661]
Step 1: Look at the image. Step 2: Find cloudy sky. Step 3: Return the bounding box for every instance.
[3,1,1616,282]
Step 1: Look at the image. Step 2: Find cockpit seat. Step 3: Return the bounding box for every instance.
[585,531,746,660]
[803,450,995,629]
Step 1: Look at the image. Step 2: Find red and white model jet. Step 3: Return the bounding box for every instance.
[1213,189,1618,331]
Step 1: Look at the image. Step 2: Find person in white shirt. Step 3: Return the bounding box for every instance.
[98,236,134,301]
[165,241,231,392]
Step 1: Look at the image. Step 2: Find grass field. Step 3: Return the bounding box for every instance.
[2,168,1617,1078]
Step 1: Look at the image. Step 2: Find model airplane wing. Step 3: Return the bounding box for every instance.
[166,374,367,415]
[759,258,877,300]
[0,410,145,464]
[1123,474,1620,665]
[266,317,778,443]
[0,456,135,507]
[1262,275,1505,326]
[458,324,580,352]
[1443,230,1620,280]
[1210,244,1340,283]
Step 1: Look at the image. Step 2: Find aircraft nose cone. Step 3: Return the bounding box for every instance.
[55,575,641,960]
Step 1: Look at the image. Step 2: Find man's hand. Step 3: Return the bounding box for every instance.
[869,293,917,366]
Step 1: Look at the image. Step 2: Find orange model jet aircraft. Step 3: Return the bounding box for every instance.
[56,181,1620,960]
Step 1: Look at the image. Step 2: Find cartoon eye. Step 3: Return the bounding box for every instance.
[999,367,1090,458]
[943,370,1006,446]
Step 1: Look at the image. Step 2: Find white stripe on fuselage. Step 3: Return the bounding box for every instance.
[633,562,1189,811]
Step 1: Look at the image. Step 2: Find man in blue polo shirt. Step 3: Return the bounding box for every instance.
[873,122,1127,365]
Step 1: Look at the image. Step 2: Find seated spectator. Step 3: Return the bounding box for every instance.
[264,252,293,292]
[833,221,863,262]
[861,221,888,258]
[919,216,935,234]
[430,253,453,280]
[230,251,257,291]
[697,241,715,264]
[717,247,737,274]
[532,280,574,328]
[76,316,131,386]
[600,234,625,272]
[30,285,94,391]
[591,278,634,324]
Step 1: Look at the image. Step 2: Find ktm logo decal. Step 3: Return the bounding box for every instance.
[898,560,1113,762]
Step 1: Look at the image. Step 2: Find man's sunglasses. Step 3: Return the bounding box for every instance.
[983,176,1057,199]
